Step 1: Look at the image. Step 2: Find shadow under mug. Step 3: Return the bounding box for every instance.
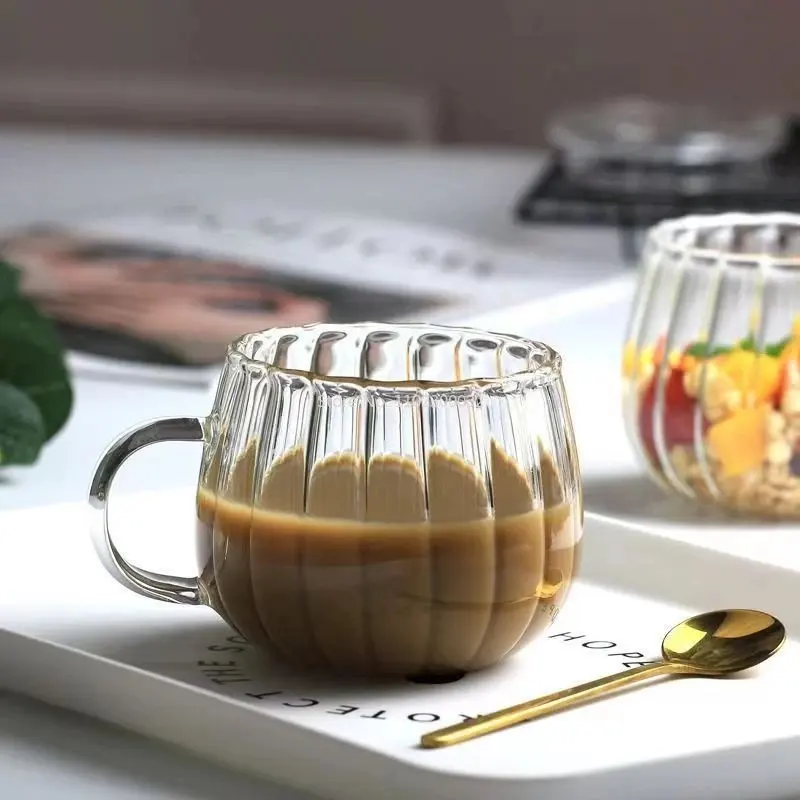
[89,322,584,680]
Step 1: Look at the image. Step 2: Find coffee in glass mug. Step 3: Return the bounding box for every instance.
[90,323,583,680]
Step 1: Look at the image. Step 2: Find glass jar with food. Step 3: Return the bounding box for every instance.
[622,212,800,518]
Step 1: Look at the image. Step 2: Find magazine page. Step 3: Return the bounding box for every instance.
[0,203,583,387]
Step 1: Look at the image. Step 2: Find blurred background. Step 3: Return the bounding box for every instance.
[2,0,800,511]
[1,0,796,145]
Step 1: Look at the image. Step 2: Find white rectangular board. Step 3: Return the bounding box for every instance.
[0,491,798,800]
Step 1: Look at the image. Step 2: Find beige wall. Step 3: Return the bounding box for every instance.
[2,0,798,145]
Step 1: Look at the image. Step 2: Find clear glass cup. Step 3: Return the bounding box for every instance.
[90,323,583,680]
[622,212,800,519]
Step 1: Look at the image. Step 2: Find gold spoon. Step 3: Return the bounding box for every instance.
[420,609,785,749]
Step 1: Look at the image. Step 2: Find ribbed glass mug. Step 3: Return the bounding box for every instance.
[90,323,583,679]
[623,212,800,519]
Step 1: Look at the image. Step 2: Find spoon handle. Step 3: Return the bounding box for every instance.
[419,661,677,749]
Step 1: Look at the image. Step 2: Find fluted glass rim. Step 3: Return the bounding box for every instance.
[648,211,800,270]
[226,321,563,388]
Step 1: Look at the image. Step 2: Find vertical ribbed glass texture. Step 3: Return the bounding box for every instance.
[196,322,582,678]
[623,212,800,519]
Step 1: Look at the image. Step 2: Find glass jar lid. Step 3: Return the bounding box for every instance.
[547,97,787,166]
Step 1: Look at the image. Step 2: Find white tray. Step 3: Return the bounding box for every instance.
[0,490,798,800]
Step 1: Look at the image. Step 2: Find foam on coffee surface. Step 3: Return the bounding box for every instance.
[256,439,540,522]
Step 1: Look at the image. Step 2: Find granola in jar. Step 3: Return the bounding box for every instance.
[623,318,800,518]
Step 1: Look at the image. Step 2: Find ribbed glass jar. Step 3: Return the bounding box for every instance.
[623,213,800,519]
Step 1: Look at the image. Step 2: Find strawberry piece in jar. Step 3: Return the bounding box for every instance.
[638,363,701,466]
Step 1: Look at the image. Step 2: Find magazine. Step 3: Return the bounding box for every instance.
[0,203,592,387]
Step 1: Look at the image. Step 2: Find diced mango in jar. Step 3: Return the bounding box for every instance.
[667,349,683,369]
[706,405,769,477]
[781,339,800,367]
[623,337,685,379]
[623,341,658,378]
[622,341,637,377]
[716,350,781,404]
[681,353,699,374]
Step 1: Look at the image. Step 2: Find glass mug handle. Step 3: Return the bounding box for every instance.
[88,416,208,606]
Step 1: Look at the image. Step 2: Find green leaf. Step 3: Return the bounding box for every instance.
[0,295,63,353]
[0,297,73,440]
[685,342,732,358]
[685,335,792,360]
[765,336,792,358]
[0,379,46,466]
[738,334,756,352]
[684,342,706,358]
[0,260,21,305]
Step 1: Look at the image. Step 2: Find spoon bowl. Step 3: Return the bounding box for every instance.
[661,609,786,675]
